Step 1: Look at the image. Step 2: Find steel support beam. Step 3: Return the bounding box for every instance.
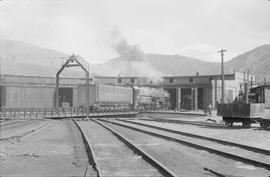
[55,54,90,118]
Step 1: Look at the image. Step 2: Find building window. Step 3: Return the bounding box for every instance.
[117,78,122,83]
[131,78,135,83]
[169,78,174,83]
[189,77,193,83]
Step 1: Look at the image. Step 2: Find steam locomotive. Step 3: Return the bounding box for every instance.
[77,84,170,112]
[133,86,170,111]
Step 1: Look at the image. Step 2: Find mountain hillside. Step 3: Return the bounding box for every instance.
[96,54,220,76]
[0,39,269,82]
[97,46,270,81]
[0,39,91,77]
[225,44,270,81]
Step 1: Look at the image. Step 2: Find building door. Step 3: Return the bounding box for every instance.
[0,86,5,108]
[198,88,204,110]
[0,86,1,107]
[59,88,73,107]
[165,88,177,110]
[181,88,192,110]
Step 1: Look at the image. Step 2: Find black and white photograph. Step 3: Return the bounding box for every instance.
[0,0,270,176]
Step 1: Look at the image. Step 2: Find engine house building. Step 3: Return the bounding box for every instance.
[0,75,86,108]
[0,71,254,110]
[160,71,254,110]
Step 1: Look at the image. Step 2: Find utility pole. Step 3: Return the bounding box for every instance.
[218,49,226,103]
[245,69,250,103]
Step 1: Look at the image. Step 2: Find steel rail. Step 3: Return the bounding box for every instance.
[117,119,270,156]
[92,119,177,177]
[140,118,225,128]
[0,120,28,126]
[0,120,40,131]
[100,119,270,170]
[73,120,100,177]
[0,122,52,141]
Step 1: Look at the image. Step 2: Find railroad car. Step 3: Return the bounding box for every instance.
[77,84,171,112]
[77,84,133,112]
[250,84,270,108]
[217,103,268,127]
[217,92,270,128]
[250,84,270,128]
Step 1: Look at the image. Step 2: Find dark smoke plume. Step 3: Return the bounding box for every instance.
[110,28,144,60]
[109,27,164,83]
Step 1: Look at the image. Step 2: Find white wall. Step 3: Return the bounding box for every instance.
[5,86,54,108]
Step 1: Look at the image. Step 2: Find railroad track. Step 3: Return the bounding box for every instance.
[117,119,270,156]
[0,121,52,141]
[0,120,41,131]
[138,118,235,128]
[74,119,175,177]
[100,119,270,171]
[0,120,24,126]
[93,119,236,177]
[139,117,264,129]
[73,120,100,177]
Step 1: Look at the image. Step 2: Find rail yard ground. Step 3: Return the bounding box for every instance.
[0,112,270,177]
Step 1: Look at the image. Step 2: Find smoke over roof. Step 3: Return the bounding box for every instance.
[110,28,144,60]
[108,27,164,83]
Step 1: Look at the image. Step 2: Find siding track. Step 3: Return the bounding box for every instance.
[100,119,270,171]
[74,119,171,177]
[139,118,226,128]
[0,120,40,131]
[0,121,52,141]
[118,119,270,156]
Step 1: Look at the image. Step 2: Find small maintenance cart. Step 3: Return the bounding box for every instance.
[217,103,267,128]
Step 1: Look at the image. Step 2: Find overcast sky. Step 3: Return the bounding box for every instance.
[0,0,269,64]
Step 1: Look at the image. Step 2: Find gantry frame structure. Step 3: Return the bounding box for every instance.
[55,54,90,118]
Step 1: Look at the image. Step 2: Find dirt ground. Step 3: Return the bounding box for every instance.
[1,117,269,177]
[131,117,270,151]
[104,121,270,177]
[0,120,95,177]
